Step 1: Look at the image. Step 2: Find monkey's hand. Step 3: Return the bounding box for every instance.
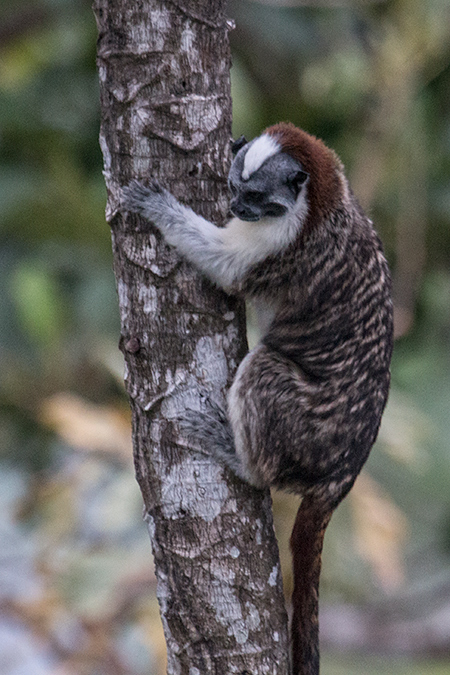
[121,180,186,237]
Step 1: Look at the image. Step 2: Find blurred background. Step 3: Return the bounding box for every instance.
[1,0,450,673]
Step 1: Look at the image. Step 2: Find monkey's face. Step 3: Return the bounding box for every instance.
[228,135,308,222]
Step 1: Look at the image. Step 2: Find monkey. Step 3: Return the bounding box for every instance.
[121,122,394,675]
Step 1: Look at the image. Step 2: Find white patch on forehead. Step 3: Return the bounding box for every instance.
[241,134,280,181]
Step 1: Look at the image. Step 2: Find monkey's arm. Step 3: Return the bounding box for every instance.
[122,180,237,289]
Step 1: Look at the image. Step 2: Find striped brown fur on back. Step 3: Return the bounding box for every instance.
[231,127,393,674]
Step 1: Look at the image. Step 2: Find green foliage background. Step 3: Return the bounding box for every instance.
[1,1,450,673]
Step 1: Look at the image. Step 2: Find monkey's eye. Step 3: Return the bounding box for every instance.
[228,182,238,196]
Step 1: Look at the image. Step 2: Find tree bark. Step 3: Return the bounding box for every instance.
[93,1,289,673]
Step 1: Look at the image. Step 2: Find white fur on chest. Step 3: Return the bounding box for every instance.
[221,190,308,283]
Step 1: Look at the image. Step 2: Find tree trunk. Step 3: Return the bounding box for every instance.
[93,1,289,673]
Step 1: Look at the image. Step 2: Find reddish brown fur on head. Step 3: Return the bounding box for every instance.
[265,122,343,233]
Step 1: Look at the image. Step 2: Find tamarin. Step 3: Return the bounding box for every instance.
[122,122,394,675]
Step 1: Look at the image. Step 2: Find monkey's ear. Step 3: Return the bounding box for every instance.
[231,135,248,156]
[288,169,309,194]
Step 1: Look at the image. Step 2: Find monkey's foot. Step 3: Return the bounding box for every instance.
[178,396,252,481]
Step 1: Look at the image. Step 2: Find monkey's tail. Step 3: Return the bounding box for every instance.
[290,495,333,675]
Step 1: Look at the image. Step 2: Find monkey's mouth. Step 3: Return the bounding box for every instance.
[238,214,261,222]
[230,207,261,222]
